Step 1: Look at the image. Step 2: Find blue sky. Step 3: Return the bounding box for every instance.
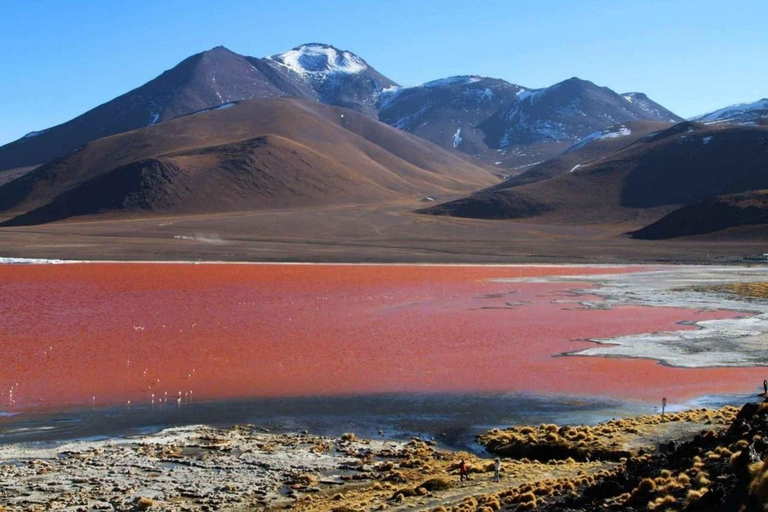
[1,0,767,145]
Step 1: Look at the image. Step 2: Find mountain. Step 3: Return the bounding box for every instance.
[692,98,768,125]
[418,121,768,226]
[0,98,497,226]
[496,120,673,188]
[0,45,681,178]
[630,190,768,240]
[376,76,526,162]
[477,78,683,169]
[0,46,301,172]
[266,43,398,117]
[0,44,397,173]
[377,76,681,170]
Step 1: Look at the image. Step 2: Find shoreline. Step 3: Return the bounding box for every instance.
[1,257,764,267]
[0,401,748,511]
[0,257,654,267]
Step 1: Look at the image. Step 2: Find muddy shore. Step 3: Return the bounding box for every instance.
[0,404,748,511]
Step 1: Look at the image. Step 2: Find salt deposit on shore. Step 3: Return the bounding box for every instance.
[0,424,408,510]
[494,266,768,369]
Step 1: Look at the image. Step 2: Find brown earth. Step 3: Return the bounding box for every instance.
[0,165,37,186]
[0,98,497,226]
[631,190,768,240]
[0,199,767,263]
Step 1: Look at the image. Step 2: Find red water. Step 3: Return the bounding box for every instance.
[0,263,762,412]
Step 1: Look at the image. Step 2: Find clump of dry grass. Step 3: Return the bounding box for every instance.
[135,497,155,510]
[479,406,739,463]
[694,282,768,299]
[418,477,453,492]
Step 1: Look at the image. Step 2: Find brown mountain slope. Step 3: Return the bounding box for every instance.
[0,47,314,172]
[419,122,768,226]
[630,190,768,239]
[0,98,497,226]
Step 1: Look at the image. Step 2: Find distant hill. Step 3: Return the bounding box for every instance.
[0,99,497,226]
[630,190,768,239]
[496,120,673,188]
[379,76,681,170]
[418,121,768,226]
[692,98,768,125]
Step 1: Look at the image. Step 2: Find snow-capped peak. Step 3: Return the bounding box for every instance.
[693,98,768,122]
[267,43,368,77]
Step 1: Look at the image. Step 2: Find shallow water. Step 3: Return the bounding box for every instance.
[0,263,764,431]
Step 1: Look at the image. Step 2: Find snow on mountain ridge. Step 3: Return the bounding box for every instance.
[267,43,368,78]
[420,76,482,88]
[568,125,632,151]
[622,92,680,122]
[693,98,768,122]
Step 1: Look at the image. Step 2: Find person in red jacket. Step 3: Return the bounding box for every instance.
[459,459,468,482]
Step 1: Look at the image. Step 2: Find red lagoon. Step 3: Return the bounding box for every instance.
[0,263,760,412]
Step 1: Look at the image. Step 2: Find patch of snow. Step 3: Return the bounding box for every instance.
[452,128,463,148]
[149,113,160,125]
[568,125,632,150]
[515,88,542,102]
[21,129,47,139]
[569,164,583,173]
[375,85,404,110]
[702,135,714,145]
[495,161,502,165]
[622,94,634,104]
[214,102,236,110]
[267,43,367,78]
[420,76,481,88]
[512,161,543,170]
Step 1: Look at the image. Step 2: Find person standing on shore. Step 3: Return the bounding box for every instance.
[459,459,468,483]
[763,380,767,395]
[493,458,501,482]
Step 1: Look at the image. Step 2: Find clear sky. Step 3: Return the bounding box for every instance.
[1,0,767,145]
